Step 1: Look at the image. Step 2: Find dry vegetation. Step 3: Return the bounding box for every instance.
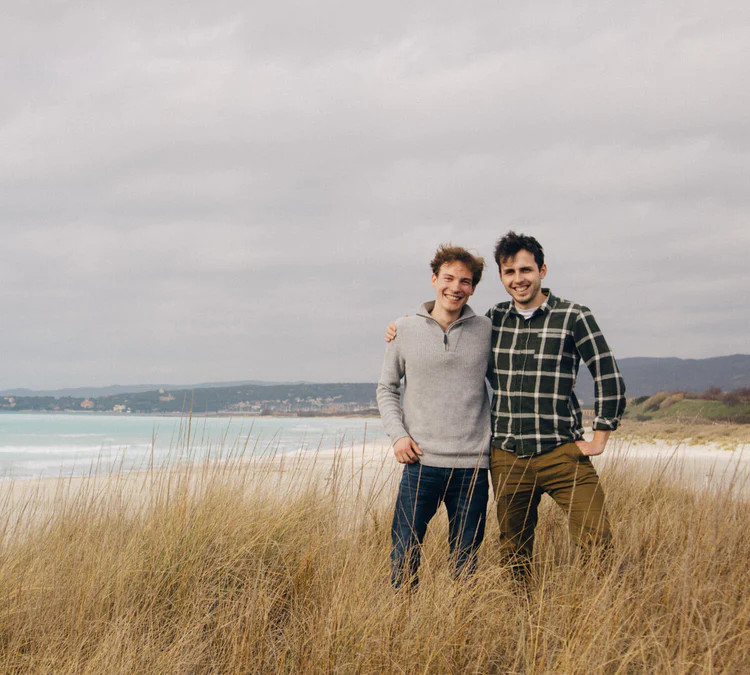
[624,388,750,427]
[1,437,749,673]
[618,418,750,446]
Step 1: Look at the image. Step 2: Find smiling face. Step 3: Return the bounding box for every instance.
[432,261,476,317]
[499,249,547,308]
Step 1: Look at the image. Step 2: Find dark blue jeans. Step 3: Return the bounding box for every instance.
[391,462,489,588]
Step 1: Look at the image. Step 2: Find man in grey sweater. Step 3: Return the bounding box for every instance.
[377,244,492,588]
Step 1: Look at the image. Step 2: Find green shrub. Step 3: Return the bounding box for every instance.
[659,392,685,410]
[642,392,670,413]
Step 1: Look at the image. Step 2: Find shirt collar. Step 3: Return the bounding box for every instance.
[507,289,556,318]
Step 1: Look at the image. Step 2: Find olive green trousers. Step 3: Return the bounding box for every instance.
[490,442,611,574]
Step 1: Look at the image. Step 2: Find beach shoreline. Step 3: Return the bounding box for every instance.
[4,432,749,520]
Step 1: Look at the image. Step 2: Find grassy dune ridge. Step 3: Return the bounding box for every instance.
[1,434,749,672]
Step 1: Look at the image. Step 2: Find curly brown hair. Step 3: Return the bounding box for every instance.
[430,244,485,287]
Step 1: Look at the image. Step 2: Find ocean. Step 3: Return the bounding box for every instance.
[0,413,386,480]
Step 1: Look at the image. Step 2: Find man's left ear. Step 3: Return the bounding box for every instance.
[540,263,547,280]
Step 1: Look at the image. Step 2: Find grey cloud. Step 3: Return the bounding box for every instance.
[0,1,748,388]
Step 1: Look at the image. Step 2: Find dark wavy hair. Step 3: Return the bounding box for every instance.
[430,244,485,287]
[493,231,544,270]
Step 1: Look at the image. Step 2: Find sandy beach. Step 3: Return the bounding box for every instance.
[596,435,750,496]
[4,431,749,529]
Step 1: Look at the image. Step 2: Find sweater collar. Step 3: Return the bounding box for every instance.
[417,301,476,323]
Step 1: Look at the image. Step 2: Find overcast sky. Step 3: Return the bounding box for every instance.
[1,1,749,389]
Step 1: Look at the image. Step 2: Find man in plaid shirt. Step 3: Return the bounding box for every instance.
[487,231,625,579]
[386,231,626,580]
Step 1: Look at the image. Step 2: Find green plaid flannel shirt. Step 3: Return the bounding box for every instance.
[486,290,626,458]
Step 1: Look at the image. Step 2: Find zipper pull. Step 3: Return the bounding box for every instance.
[443,333,448,350]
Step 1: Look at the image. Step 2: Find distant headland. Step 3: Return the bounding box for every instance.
[1,354,748,417]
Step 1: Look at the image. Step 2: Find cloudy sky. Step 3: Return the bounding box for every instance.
[1,1,748,389]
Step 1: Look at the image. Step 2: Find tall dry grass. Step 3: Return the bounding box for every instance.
[0,434,749,673]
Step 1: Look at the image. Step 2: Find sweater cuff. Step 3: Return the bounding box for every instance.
[386,425,409,444]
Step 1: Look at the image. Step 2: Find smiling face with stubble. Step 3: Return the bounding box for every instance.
[498,249,547,309]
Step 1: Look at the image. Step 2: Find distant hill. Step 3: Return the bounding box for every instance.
[0,382,377,415]
[0,380,305,399]
[99,382,377,415]
[3,354,749,413]
[625,392,750,424]
[575,354,750,404]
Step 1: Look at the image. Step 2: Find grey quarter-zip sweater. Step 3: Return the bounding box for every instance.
[376,302,492,469]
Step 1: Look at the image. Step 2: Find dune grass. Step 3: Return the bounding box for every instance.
[625,397,750,426]
[618,418,750,447]
[0,437,749,673]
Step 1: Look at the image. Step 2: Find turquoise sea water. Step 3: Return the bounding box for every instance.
[0,413,386,480]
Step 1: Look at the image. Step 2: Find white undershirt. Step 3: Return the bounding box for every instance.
[514,305,537,320]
